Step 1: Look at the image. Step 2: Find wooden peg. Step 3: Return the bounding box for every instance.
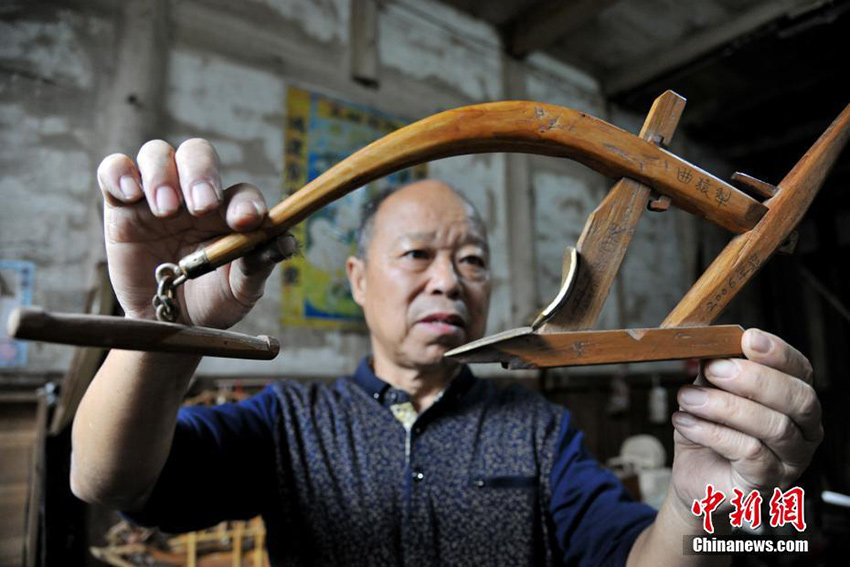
[647,194,672,212]
[731,172,778,200]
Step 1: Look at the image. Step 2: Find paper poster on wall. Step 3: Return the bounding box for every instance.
[282,87,427,329]
[0,260,35,367]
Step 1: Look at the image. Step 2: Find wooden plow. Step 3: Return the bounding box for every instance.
[9,92,850,368]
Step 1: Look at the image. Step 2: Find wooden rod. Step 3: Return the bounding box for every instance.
[178,100,767,280]
[445,325,744,369]
[7,308,280,360]
[539,90,686,332]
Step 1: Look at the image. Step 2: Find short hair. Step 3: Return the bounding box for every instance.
[356,186,399,260]
[355,182,488,261]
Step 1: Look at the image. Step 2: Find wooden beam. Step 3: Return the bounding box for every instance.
[350,0,380,87]
[538,90,686,332]
[501,55,539,324]
[102,0,169,155]
[445,325,745,368]
[179,100,767,284]
[507,0,622,58]
[604,0,822,96]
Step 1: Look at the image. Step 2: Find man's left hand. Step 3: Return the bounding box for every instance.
[669,328,823,515]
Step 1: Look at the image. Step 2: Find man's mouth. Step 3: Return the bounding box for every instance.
[416,312,467,335]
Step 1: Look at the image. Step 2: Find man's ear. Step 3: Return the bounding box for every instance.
[346,256,367,306]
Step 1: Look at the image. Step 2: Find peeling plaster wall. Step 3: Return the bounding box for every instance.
[0,4,117,375]
[2,0,715,379]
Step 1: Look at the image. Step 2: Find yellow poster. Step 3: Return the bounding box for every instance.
[282,87,427,329]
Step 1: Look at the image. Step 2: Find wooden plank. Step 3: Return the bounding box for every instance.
[445,325,744,368]
[184,100,767,282]
[507,0,622,58]
[0,394,38,567]
[24,396,47,567]
[8,308,280,360]
[539,90,686,332]
[663,102,850,327]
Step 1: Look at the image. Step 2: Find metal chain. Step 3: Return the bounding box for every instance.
[153,263,186,323]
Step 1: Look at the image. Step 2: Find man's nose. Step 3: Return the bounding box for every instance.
[426,254,461,298]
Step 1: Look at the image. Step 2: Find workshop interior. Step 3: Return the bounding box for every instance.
[1,0,849,565]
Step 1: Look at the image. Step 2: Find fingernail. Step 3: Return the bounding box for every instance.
[673,412,696,426]
[749,331,771,353]
[118,176,141,200]
[191,182,219,213]
[681,387,707,407]
[155,185,179,216]
[235,201,261,221]
[707,359,737,379]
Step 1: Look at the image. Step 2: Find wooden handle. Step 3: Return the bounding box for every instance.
[8,307,280,360]
[179,100,767,279]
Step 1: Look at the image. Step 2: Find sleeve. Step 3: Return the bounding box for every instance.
[549,409,658,567]
[120,384,279,533]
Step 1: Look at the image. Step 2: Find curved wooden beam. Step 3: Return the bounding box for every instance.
[177,101,766,280]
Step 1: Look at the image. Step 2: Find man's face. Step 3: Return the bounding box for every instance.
[347,180,491,371]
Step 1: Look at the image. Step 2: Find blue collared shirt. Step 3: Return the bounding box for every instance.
[124,358,656,565]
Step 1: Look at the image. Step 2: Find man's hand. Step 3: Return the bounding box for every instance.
[670,328,823,514]
[97,138,294,329]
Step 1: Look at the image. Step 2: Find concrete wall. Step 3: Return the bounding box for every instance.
[0,2,118,376]
[1,0,723,379]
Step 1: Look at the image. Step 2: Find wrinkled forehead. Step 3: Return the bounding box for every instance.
[372,189,488,250]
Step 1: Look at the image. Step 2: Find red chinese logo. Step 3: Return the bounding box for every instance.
[691,485,806,533]
[729,488,763,529]
[691,484,726,534]
[769,487,806,532]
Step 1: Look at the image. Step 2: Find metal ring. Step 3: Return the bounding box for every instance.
[153,263,183,323]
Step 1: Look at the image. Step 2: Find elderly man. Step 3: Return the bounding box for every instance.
[72,138,822,566]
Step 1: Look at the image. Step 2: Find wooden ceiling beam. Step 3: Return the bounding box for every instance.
[506,0,622,58]
[603,0,825,96]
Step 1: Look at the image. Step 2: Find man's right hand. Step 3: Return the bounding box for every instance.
[97,138,293,329]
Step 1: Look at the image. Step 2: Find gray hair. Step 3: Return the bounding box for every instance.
[355,183,488,261]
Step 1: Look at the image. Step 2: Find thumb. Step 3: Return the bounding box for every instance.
[228,233,299,307]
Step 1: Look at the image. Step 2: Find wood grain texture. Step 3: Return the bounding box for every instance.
[663,102,850,327]
[7,308,280,360]
[540,90,686,332]
[184,100,766,279]
[445,325,744,368]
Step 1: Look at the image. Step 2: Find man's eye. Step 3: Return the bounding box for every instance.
[403,249,429,260]
[460,255,486,269]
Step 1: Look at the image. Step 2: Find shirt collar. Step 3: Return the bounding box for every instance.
[352,356,476,406]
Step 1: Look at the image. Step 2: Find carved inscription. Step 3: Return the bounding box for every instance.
[572,341,587,358]
[706,254,762,313]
